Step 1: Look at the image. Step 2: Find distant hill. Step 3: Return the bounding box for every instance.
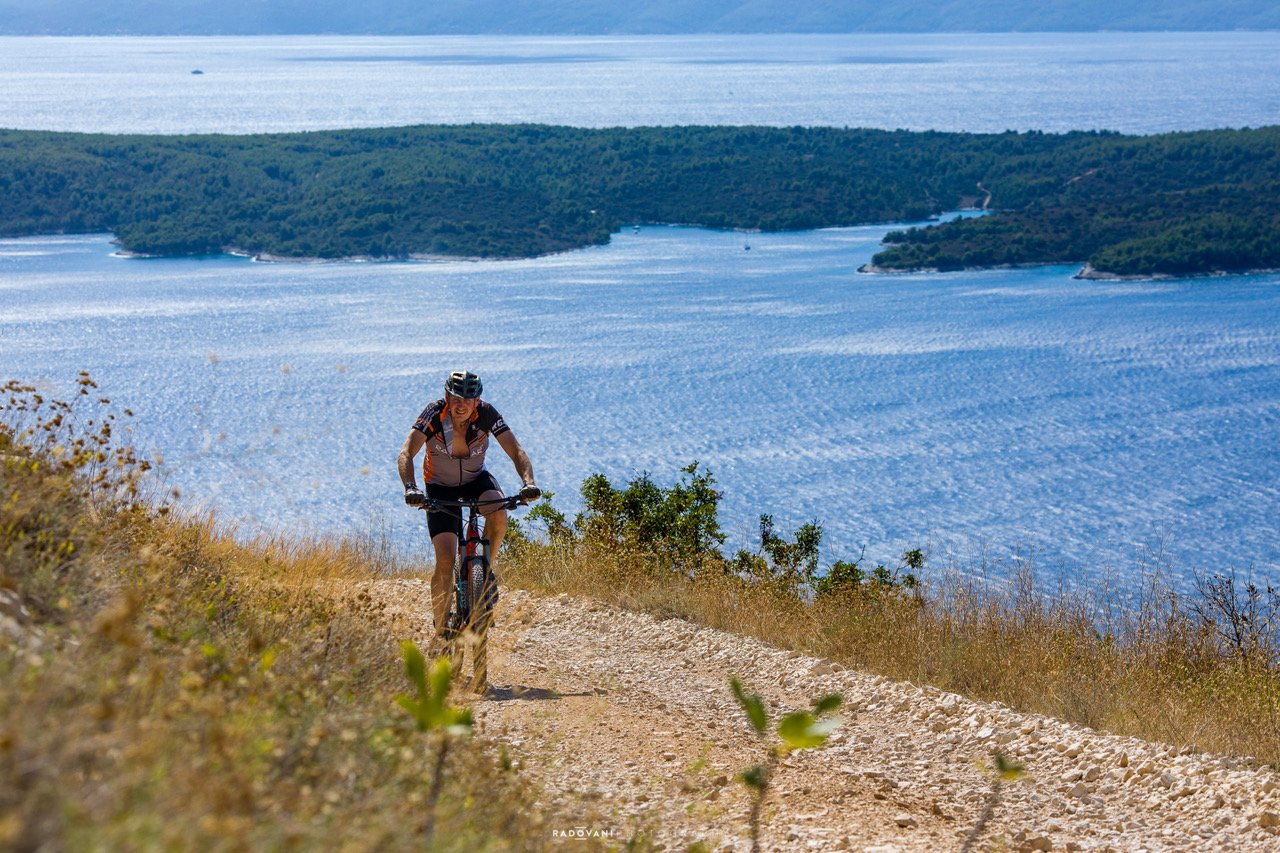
[1,0,1278,34]
[3,124,1279,277]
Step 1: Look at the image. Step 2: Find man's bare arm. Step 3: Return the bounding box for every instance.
[398,430,426,487]
[495,430,536,487]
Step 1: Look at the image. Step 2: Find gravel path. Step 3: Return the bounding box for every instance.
[363,579,1280,852]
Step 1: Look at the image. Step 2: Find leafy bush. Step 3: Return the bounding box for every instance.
[572,462,725,574]
[726,514,823,595]
[813,546,922,601]
[517,463,913,602]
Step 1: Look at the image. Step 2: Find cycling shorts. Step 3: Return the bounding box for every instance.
[425,471,503,540]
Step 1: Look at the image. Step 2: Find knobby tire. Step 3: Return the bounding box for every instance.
[467,539,494,693]
[445,554,468,674]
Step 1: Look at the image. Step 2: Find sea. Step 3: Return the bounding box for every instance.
[2,33,1279,586]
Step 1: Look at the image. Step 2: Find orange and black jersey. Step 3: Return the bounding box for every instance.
[412,399,510,487]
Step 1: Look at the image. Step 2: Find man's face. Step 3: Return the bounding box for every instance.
[447,393,478,419]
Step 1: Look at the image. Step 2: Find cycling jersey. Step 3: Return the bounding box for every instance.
[412,399,510,487]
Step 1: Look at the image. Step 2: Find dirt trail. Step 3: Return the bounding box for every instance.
[363,579,1280,852]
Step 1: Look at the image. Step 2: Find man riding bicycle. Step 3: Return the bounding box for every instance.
[397,370,540,641]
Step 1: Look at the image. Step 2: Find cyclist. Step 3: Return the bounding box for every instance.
[397,370,540,641]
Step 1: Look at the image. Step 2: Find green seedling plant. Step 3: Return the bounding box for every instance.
[397,640,474,843]
[729,676,843,853]
[960,751,1027,853]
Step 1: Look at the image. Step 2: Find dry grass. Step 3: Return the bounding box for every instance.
[6,376,1277,852]
[0,385,559,851]
[503,536,1280,767]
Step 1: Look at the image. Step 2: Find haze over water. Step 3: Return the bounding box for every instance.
[2,33,1279,134]
[2,34,1279,584]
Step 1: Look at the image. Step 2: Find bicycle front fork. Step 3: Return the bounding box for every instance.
[451,535,491,628]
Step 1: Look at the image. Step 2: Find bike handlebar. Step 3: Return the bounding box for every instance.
[418,495,527,512]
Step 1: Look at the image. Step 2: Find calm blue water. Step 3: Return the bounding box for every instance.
[2,34,1279,583]
[1,33,1278,133]
[3,230,1279,583]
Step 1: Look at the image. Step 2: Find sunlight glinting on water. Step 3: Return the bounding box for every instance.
[3,34,1280,583]
[2,33,1279,134]
[3,228,1279,586]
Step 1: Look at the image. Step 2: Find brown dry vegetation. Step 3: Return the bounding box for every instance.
[0,380,554,851]
[503,507,1280,768]
[4,377,1279,849]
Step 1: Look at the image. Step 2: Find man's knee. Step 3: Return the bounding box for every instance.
[432,534,457,567]
[479,491,507,528]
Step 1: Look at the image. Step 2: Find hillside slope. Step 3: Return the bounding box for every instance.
[4,381,1279,849]
[5,125,1280,278]
[367,579,1280,850]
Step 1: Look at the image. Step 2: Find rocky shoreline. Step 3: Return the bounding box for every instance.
[861,260,1279,282]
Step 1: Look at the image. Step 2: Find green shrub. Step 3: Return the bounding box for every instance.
[573,462,725,574]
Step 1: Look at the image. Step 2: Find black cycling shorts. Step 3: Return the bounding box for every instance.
[425,471,504,540]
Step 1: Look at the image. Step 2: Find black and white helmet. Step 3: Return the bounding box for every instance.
[445,370,483,399]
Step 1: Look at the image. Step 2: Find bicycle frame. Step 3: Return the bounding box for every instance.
[418,494,523,690]
[452,500,495,636]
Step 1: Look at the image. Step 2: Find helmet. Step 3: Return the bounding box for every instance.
[445,370,483,399]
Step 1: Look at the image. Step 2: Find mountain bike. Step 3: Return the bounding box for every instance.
[419,494,525,693]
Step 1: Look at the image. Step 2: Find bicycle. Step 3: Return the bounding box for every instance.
[418,494,527,693]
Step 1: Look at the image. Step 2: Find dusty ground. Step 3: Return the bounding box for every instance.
[361,579,1280,852]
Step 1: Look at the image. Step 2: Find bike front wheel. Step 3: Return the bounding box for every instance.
[465,542,496,693]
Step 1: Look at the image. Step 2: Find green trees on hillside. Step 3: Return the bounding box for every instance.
[2,124,1278,276]
[870,127,1280,276]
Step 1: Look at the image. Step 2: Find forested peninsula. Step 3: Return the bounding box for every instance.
[2,124,1278,278]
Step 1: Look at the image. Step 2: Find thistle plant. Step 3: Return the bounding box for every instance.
[397,641,474,842]
[729,676,843,853]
